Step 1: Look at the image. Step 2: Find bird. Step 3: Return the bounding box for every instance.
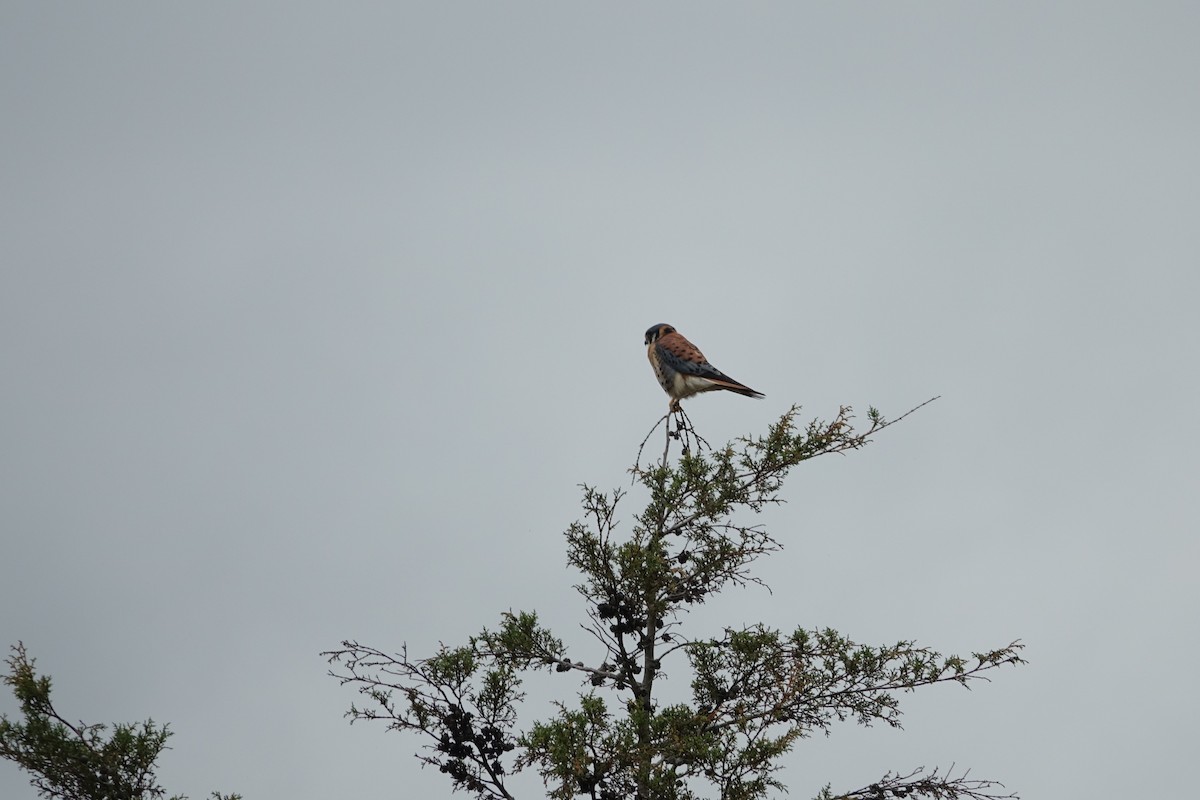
[645,323,764,412]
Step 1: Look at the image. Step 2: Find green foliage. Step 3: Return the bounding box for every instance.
[0,643,240,800]
[325,402,1024,800]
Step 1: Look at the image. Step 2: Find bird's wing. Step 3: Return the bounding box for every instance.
[656,333,764,397]
[655,333,720,377]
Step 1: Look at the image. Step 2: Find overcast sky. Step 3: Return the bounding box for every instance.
[2,4,1197,799]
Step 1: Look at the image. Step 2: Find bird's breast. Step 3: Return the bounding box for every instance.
[673,372,718,399]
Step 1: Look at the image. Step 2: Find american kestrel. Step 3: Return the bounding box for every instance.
[645,323,764,412]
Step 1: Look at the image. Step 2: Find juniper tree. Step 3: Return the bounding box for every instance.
[324,402,1024,800]
[0,642,240,800]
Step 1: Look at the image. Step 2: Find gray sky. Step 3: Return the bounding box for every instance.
[2,3,1197,798]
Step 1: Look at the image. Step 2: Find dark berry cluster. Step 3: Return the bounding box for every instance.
[666,551,709,605]
[596,594,645,636]
[434,703,513,788]
[576,769,622,800]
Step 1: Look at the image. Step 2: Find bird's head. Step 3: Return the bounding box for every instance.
[644,323,675,345]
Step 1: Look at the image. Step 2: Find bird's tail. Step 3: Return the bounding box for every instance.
[712,379,765,399]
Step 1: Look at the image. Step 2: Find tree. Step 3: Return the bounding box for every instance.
[0,642,239,800]
[324,402,1024,800]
